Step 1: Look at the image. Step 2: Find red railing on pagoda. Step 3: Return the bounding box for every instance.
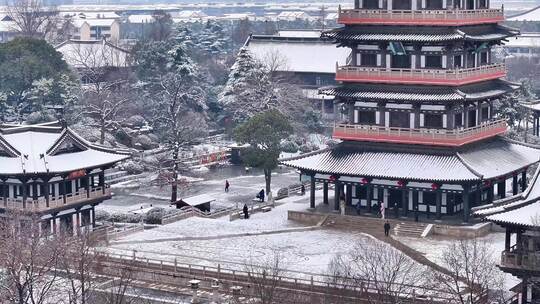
[338,8,504,25]
[333,119,507,146]
[335,63,506,86]
[2,186,112,212]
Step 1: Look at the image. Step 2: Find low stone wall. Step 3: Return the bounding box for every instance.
[288,210,326,225]
[433,222,492,238]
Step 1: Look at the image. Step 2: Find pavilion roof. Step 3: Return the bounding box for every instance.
[280,137,539,183]
[322,24,518,43]
[320,80,517,103]
[0,121,130,176]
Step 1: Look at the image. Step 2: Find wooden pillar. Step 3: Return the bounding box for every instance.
[436,190,442,220]
[1,178,6,207]
[521,171,527,192]
[323,182,329,205]
[32,180,38,201]
[52,216,57,234]
[61,176,67,204]
[309,175,315,209]
[521,277,528,304]
[21,178,28,210]
[334,181,341,212]
[75,210,81,235]
[498,179,506,199]
[401,188,407,217]
[43,178,50,208]
[512,174,519,196]
[91,206,96,227]
[505,229,511,251]
[99,170,105,194]
[463,184,471,222]
[366,184,372,213]
[475,183,482,205]
[487,182,494,203]
[85,170,91,198]
[346,184,353,206]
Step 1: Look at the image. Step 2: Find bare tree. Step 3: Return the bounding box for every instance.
[56,229,103,304]
[6,0,60,40]
[432,238,507,304]
[328,238,431,304]
[0,211,62,304]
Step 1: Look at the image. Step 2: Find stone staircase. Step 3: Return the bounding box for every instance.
[393,221,429,238]
[322,214,390,237]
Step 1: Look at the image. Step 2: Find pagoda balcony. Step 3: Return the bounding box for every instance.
[500,247,540,273]
[335,63,506,86]
[338,8,504,26]
[2,186,112,212]
[333,119,507,146]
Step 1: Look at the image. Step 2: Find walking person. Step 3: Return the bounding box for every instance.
[384,220,391,237]
[355,200,362,215]
[301,184,306,196]
[225,180,230,193]
[243,204,249,219]
[256,189,265,202]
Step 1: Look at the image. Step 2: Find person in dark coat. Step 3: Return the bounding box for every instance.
[384,220,391,237]
[225,180,230,192]
[257,189,265,202]
[243,204,249,219]
[301,184,305,195]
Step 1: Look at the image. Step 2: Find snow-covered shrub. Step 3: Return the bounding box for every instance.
[133,134,158,150]
[299,142,319,153]
[121,160,145,174]
[94,209,110,222]
[280,139,299,153]
[145,207,166,224]
[302,110,323,133]
[25,110,56,124]
[125,115,146,128]
[325,138,340,148]
[109,212,143,223]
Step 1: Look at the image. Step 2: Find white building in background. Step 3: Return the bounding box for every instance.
[56,39,130,69]
[71,18,120,42]
[504,33,540,62]
[0,15,17,43]
[127,14,155,24]
[277,11,313,21]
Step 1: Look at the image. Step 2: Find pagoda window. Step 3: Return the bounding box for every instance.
[481,107,489,121]
[454,113,463,127]
[389,111,410,128]
[363,0,379,8]
[358,110,376,124]
[467,52,475,68]
[391,55,411,69]
[360,53,377,67]
[425,0,443,9]
[480,52,488,65]
[454,55,462,68]
[468,109,477,127]
[465,0,474,9]
[393,0,412,10]
[425,55,442,68]
[424,113,443,128]
[478,0,487,8]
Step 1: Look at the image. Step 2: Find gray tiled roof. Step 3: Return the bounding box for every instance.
[320,80,517,102]
[323,24,518,43]
[281,137,539,183]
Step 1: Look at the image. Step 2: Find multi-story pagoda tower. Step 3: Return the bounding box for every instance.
[282,1,540,222]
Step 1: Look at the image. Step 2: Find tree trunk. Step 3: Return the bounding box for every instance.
[171,147,179,203]
[525,114,529,143]
[100,120,106,144]
[264,169,271,196]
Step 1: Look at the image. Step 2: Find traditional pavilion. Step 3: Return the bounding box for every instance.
[475,166,540,303]
[0,121,130,234]
[281,0,540,222]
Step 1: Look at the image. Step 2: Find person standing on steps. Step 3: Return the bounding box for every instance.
[225,180,230,193]
[243,204,249,219]
[384,220,391,237]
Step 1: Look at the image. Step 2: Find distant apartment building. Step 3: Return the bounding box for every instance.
[71,18,120,42]
[0,15,17,43]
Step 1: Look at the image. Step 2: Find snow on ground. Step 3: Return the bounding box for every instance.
[398,233,520,289]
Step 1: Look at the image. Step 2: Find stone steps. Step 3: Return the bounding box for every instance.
[393,222,428,238]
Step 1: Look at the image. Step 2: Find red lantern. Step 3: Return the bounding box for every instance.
[361,177,369,184]
[397,180,406,187]
[483,180,491,186]
[329,174,337,182]
[431,183,440,190]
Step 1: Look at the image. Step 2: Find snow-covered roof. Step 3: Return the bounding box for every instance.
[177,194,215,206]
[72,18,117,28]
[174,10,207,19]
[508,5,540,21]
[277,11,311,19]
[0,20,17,32]
[62,11,120,19]
[127,14,155,23]
[0,121,130,176]
[277,30,322,38]
[280,137,540,183]
[55,39,130,68]
[504,33,540,48]
[246,36,349,74]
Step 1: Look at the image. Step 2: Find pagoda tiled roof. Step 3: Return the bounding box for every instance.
[0,121,130,176]
[323,24,518,43]
[475,165,540,227]
[280,137,539,183]
[320,80,517,102]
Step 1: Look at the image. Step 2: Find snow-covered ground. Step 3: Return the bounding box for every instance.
[399,233,520,289]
